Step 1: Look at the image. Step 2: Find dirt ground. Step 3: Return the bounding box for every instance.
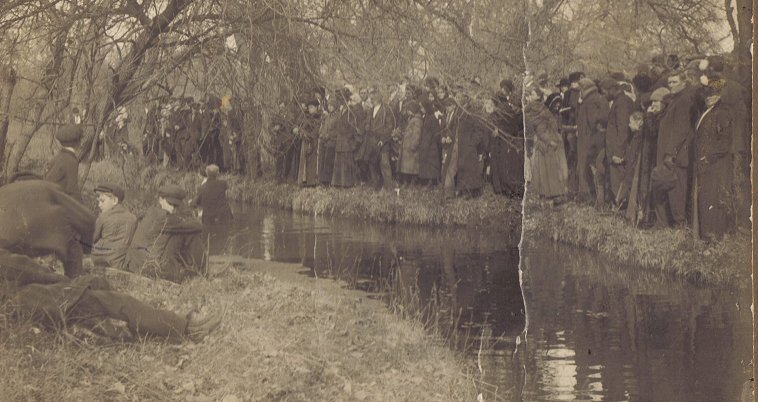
[0,256,480,401]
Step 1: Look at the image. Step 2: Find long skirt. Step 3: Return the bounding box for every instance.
[531,142,568,198]
[490,137,524,196]
[331,150,355,187]
[318,141,335,184]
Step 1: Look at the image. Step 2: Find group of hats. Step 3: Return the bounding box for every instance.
[95,182,187,206]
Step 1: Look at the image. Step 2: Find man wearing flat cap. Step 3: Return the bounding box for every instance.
[92,183,137,268]
[124,184,205,282]
[45,124,83,200]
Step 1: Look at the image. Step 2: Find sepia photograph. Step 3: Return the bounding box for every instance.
[0,0,752,401]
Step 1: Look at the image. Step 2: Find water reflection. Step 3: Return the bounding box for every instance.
[520,240,752,402]
[207,206,751,401]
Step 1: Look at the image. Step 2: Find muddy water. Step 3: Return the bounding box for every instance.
[208,205,751,401]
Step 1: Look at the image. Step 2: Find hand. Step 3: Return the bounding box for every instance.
[663,155,675,168]
[478,154,483,162]
[377,140,383,148]
[611,155,624,164]
[549,141,558,150]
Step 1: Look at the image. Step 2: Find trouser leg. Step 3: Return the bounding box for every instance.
[668,166,689,225]
[76,289,188,342]
[379,148,395,189]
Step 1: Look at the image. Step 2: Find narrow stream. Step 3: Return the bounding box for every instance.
[207,204,751,401]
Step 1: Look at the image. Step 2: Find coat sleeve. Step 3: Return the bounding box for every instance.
[405,118,423,151]
[588,97,609,132]
[92,215,104,244]
[44,157,64,184]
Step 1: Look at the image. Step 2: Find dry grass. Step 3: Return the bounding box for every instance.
[0,260,480,401]
[524,202,751,286]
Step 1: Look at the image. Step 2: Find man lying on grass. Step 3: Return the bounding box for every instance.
[0,248,222,342]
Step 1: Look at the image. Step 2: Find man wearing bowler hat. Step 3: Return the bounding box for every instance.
[45,124,83,200]
[92,183,137,268]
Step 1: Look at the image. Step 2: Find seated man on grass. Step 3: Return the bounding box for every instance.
[91,183,137,269]
[124,184,206,282]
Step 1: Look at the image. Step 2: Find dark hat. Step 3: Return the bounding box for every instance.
[557,78,570,88]
[405,101,421,115]
[10,170,42,183]
[632,73,654,93]
[95,182,126,202]
[441,97,457,108]
[568,72,584,83]
[609,71,626,82]
[499,79,515,93]
[598,77,618,91]
[424,77,440,89]
[158,184,186,206]
[706,55,725,72]
[577,78,596,92]
[56,124,83,147]
[205,164,220,177]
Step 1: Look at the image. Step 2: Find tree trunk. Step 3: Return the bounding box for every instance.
[0,64,17,181]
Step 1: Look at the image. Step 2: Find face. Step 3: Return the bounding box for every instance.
[570,82,579,89]
[327,104,335,113]
[667,75,686,94]
[97,192,118,212]
[158,197,174,211]
[650,100,664,112]
[483,99,495,114]
[436,87,447,99]
[307,105,318,115]
[560,85,569,93]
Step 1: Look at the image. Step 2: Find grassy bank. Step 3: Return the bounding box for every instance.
[0,259,481,401]
[79,159,522,232]
[524,202,751,287]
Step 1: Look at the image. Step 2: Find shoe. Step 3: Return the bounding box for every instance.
[186,306,226,342]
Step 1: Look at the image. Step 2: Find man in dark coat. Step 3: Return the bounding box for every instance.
[575,78,609,206]
[440,98,461,198]
[654,71,700,227]
[560,73,583,194]
[454,97,489,197]
[603,78,635,206]
[92,183,137,268]
[359,91,397,190]
[1,249,222,342]
[191,164,233,225]
[331,90,360,187]
[124,185,205,282]
[0,180,93,278]
[491,82,524,196]
[693,80,735,240]
[417,94,442,185]
[45,124,83,200]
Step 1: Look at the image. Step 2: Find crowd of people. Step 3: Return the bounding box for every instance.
[522,54,749,241]
[268,78,526,199]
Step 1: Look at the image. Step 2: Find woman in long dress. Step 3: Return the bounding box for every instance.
[523,88,568,200]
